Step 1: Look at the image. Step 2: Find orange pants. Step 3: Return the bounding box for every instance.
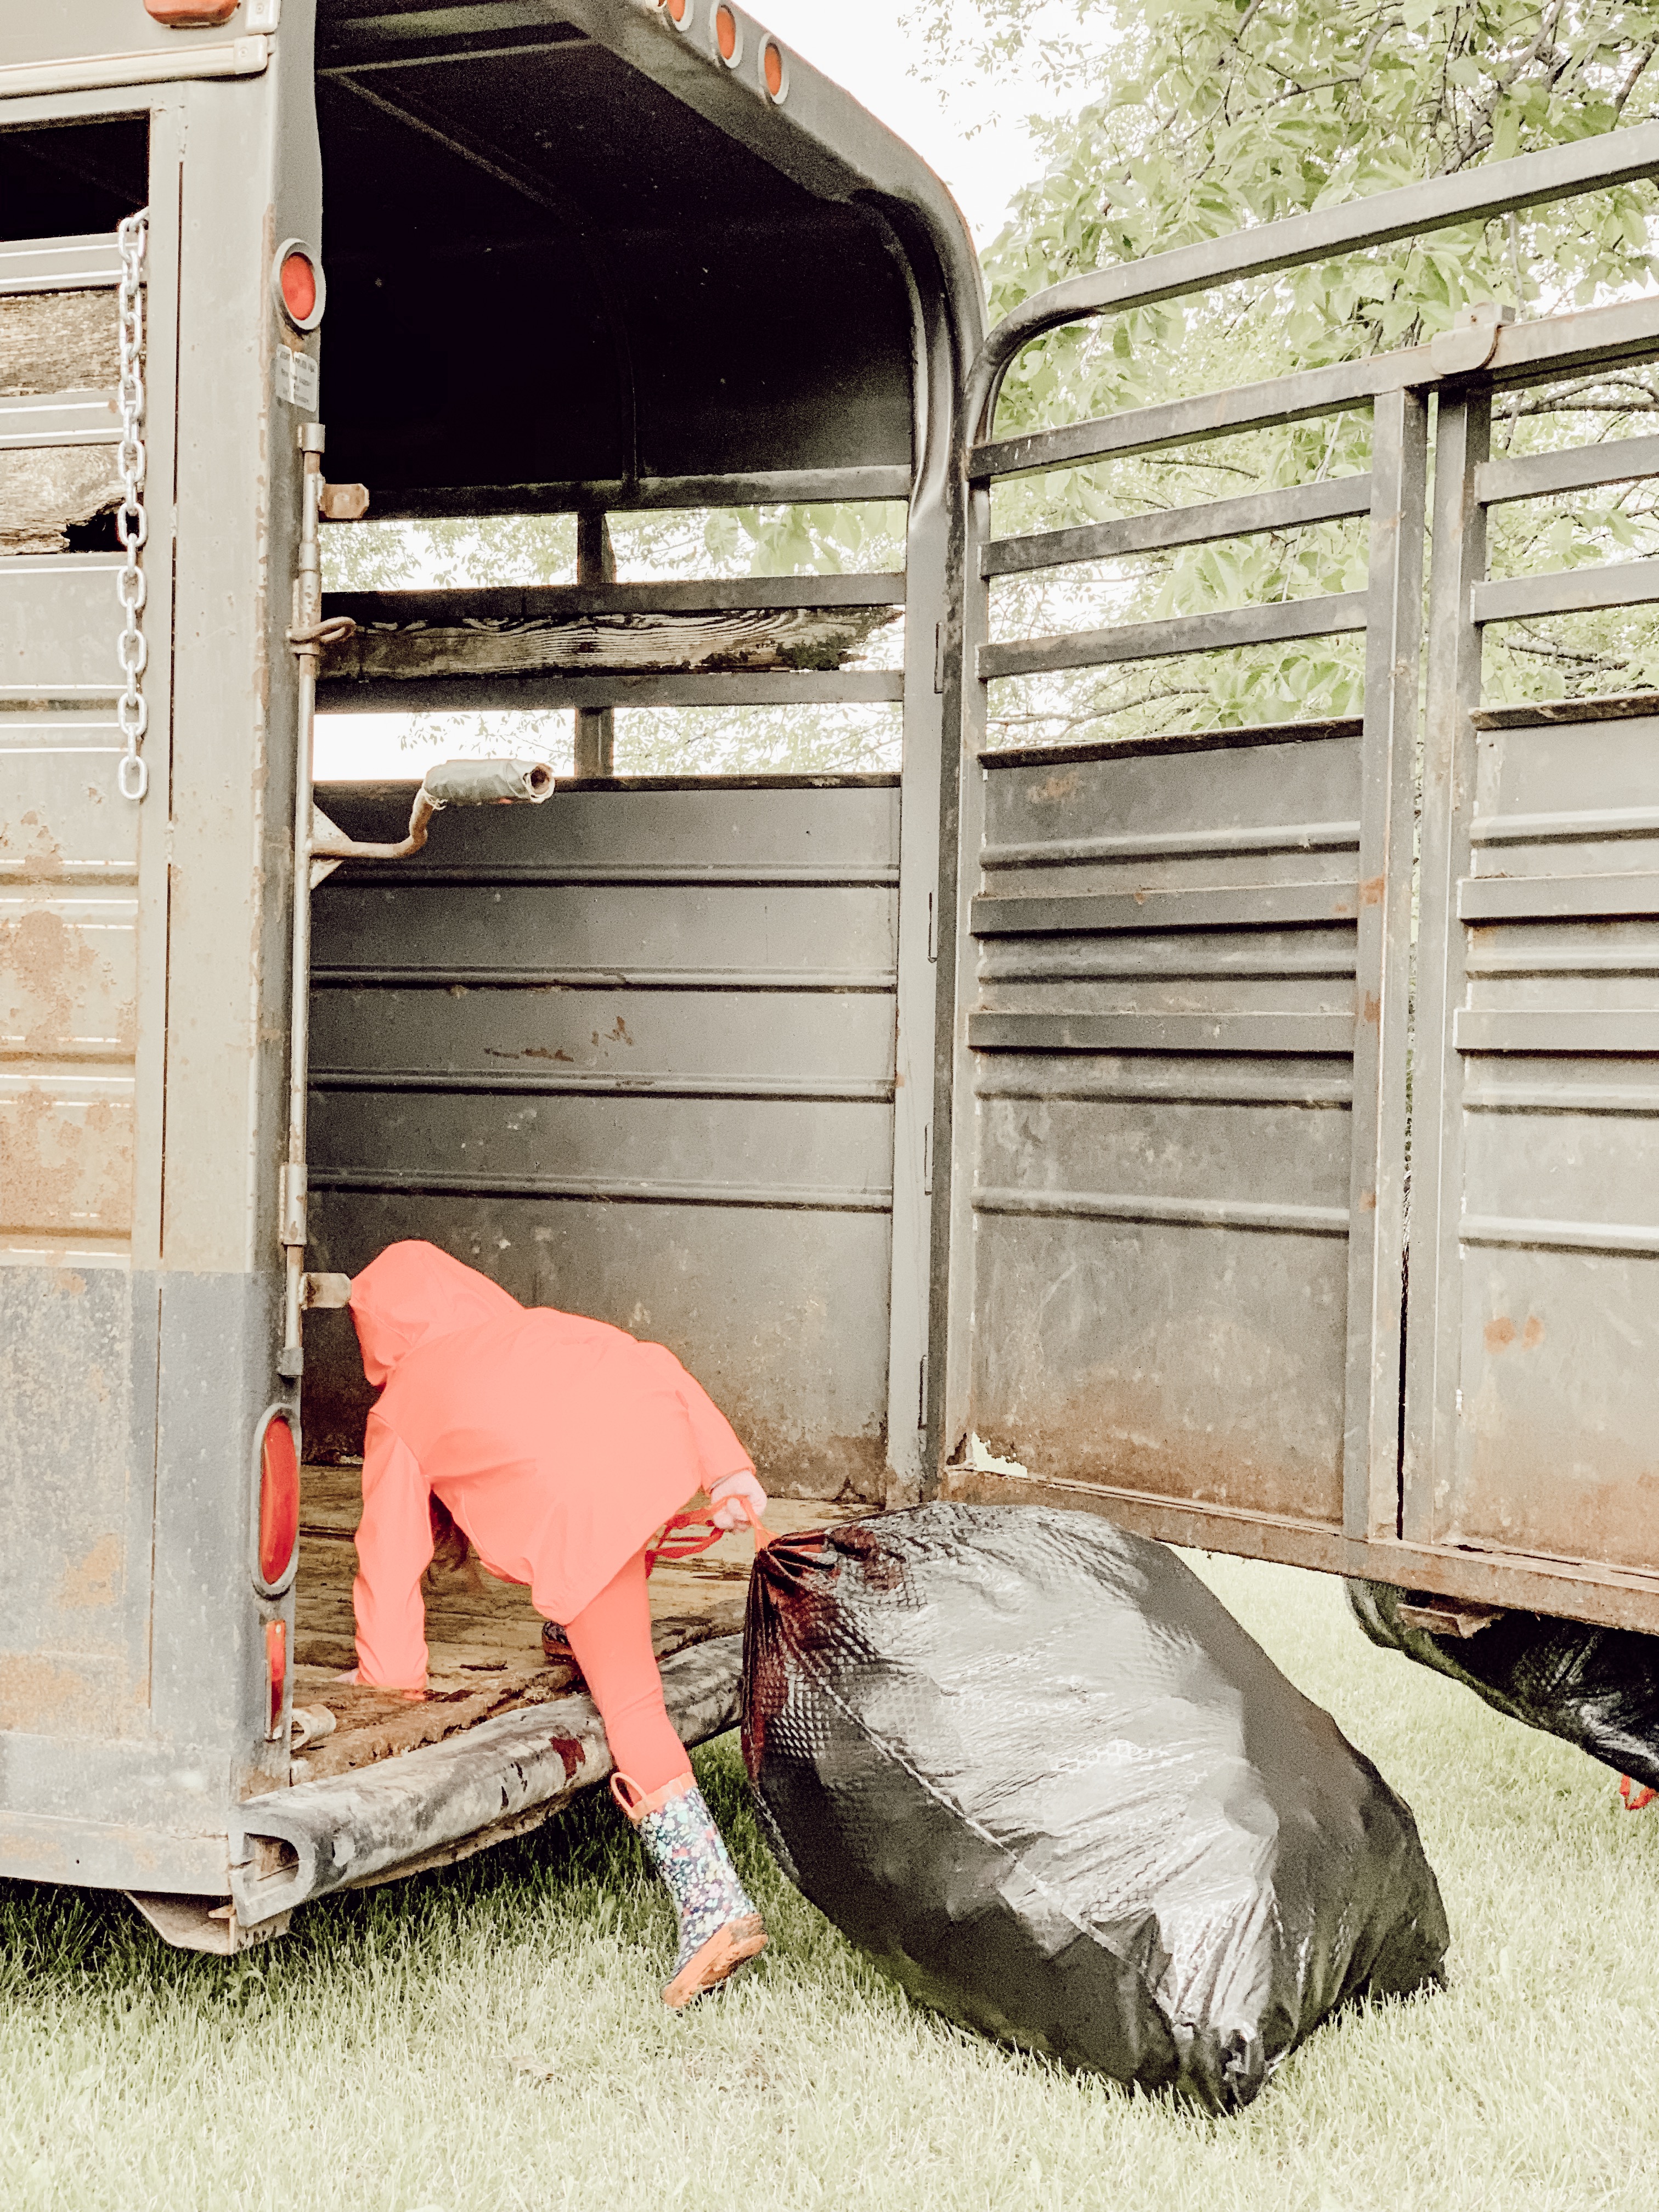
[565,1548,693,1796]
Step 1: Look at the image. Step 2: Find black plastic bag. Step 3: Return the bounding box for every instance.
[1348,1579,1659,1792]
[741,1503,1447,2112]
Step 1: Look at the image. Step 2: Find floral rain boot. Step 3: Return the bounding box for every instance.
[613,1771,768,2008]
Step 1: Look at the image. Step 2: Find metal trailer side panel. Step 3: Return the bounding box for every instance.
[1,13,323,1892]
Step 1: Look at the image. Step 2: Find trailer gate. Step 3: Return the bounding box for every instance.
[939,125,1659,1634]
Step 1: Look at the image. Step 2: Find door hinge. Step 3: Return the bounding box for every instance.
[934,622,945,695]
[922,1120,932,1196]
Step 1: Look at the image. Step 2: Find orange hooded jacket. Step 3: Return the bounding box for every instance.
[346,1240,754,1688]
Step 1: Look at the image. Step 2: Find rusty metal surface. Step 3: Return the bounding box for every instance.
[958,723,1365,1527]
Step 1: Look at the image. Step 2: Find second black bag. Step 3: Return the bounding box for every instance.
[742,1502,1448,2112]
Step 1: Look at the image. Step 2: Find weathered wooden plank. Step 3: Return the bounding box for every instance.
[323,575,907,622]
[319,603,900,682]
[1,444,122,553]
[0,289,120,398]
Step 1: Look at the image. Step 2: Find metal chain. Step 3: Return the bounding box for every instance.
[115,211,149,803]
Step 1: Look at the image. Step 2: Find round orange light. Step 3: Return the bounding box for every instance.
[664,0,688,21]
[715,4,737,59]
[280,251,317,324]
[259,1413,300,1585]
[763,40,785,98]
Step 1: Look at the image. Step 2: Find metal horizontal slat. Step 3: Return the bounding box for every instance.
[981,820,1362,870]
[1459,1213,1659,1257]
[972,1186,1350,1235]
[311,1070,896,1103]
[0,33,270,101]
[975,1069,1354,1105]
[968,1012,1354,1054]
[980,948,1357,983]
[979,592,1369,682]
[316,670,904,711]
[981,478,1375,578]
[324,576,907,621]
[1454,1008,1659,1053]
[1475,435,1659,508]
[1472,557,1659,627]
[972,883,1359,936]
[0,233,123,297]
[1471,807,1659,847]
[1459,872,1659,922]
[309,1167,892,1213]
[310,966,896,992]
[972,358,1412,482]
[1464,1076,1659,1113]
[1471,693,1659,729]
[980,713,1362,770]
[366,466,913,521]
[0,392,119,451]
[1466,946,1659,977]
[328,863,900,889]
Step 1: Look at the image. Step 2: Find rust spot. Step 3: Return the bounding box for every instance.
[607,1016,634,1046]
[547,1735,584,1780]
[1027,770,1080,805]
[1523,1314,1545,1350]
[1484,1315,1517,1352]
[0,1082,133,1236]
[51,1266,86,1296]
[1362,993,1381,1025]
[1360,1189,1377,1212]
[486,1045,574,1063]
[57,1532,122,1612]
[0,809,66,882]
[1359,874,1386,908]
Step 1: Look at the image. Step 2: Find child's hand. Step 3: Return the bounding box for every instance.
[334,1667,360,1684]
[709,1469,768,1532]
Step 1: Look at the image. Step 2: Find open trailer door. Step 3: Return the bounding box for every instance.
[934,123,1659,1637]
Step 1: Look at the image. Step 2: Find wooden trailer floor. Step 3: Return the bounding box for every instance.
[289,1464,856,1784]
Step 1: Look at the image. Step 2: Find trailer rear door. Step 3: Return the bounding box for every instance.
[938,164,1659,1635]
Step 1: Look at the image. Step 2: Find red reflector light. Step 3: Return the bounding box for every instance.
[715,5,737,59]
[145,0,239,21]
[280,252,318,324]
[763,41,785,99]
[259,1414,299,1585]
[266,1617,287,1739]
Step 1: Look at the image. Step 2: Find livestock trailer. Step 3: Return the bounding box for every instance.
[8,0,1659,1950]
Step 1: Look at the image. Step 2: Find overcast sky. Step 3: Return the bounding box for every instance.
[748,0,1070,250]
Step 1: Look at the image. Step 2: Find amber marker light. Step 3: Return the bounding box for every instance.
[266,1617,288,1740]
[145,0,239,22]
[715,4,740,63]
[259,1413,300,1588]
[762,40,787,100]
[662,0,691,25]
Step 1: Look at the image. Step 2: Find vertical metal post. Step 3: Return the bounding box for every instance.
[934,475,994,1480]
[574,509,615,778]
[279,422,328,1379]
[1401,390,1490,1542]
[1342,385,1430,1539]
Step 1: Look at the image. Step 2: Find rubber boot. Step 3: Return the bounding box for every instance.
[613,1771,767,2008]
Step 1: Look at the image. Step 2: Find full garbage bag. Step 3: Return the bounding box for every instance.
[741,1503,1448,2112]
[1348,1579,1659,1792]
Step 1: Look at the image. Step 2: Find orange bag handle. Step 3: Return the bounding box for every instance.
[644,1491,774,1575]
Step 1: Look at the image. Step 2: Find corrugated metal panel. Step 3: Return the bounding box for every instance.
[1414,696,1659,1573]
[304,777,900,1501]
[962,725,1363,1526]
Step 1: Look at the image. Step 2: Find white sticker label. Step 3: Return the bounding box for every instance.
[274,347,318,412]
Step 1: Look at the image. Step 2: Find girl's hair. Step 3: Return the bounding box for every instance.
[427,1492,470,1576]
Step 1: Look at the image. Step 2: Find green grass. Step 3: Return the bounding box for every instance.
[5,1554,1658,2212]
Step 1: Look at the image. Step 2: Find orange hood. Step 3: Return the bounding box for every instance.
[348,1240,524,1387]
